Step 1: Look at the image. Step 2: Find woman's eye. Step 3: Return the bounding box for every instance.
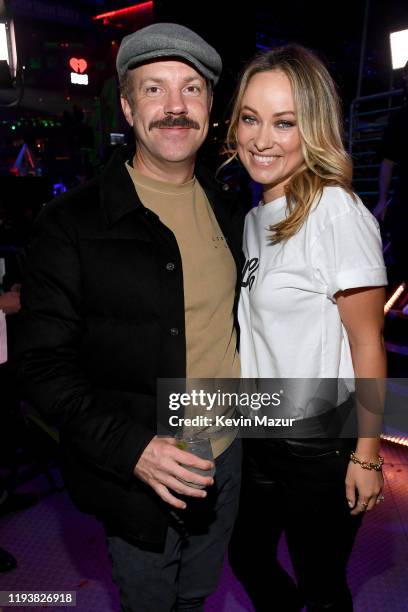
[276,120,294,129]
[241,114,256,125]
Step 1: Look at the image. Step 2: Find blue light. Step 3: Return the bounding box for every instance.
[53,182,68,197]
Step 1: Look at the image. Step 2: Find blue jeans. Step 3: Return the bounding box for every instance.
[107,438,242,612]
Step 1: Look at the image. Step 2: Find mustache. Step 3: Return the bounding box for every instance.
[149,116,200,130]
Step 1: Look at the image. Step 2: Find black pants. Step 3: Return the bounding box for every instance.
[0,362,24,469]
[107,438,242,612]
[229,438,362,612]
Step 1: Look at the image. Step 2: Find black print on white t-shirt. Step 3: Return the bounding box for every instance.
[241,258,259,290]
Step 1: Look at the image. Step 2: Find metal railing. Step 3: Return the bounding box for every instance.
[348,88,404,155]
[348,89,404,206]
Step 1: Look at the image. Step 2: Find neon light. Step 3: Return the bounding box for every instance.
[69,57,88,74]
[71,72,88,85]
[0,23,9,63]
[381,434,408,447]
[93,2,153,21]
[12,143,37,175]
[26,148,35,168]
[53,182,67,197]
[390,29,408,70]
[384,283,406,314]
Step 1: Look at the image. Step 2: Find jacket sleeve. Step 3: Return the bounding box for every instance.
[14,204,154,482]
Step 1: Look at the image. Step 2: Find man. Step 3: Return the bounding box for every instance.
[375,60,408,281]
[15,23,244,611]
[0,289,19,574]
[1,287,37,572]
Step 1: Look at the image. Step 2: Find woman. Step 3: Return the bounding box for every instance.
[226,45,387,611]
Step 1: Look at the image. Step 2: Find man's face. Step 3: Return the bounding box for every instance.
[121,60,212,169]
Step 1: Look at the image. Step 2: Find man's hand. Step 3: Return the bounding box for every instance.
[133,436,215,509]
[0,291,21,315]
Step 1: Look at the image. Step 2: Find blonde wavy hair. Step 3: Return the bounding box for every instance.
[224,44,355,242]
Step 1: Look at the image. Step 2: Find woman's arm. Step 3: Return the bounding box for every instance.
[336,286,386,514]
[336,286,386,378]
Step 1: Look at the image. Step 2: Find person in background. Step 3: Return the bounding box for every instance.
[225,45,387,611]
[0,288,20,316]
[15,23,243,612]
[0,288,37,571]
[0,290,19,573]
[375,60,408,281]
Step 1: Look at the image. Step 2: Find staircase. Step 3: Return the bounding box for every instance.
[348,88,404,211]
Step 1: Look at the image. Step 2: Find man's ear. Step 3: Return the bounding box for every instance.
[121,96,134,127]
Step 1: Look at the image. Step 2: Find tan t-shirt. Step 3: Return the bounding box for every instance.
[126,163,239,456]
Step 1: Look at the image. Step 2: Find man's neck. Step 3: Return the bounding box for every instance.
[132,152,195,185]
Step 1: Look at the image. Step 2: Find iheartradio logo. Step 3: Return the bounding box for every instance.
[69,58,88,74]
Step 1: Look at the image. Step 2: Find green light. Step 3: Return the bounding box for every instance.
[11,125,16,130]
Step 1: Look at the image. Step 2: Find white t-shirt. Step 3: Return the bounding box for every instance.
[239,186,387,380]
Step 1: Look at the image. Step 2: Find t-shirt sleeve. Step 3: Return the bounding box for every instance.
[311,206,387,299]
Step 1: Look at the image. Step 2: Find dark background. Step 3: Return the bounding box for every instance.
[0,0,407,204]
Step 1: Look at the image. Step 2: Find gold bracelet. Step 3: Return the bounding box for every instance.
[350,451,384,471]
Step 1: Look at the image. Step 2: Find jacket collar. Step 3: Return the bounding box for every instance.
[99,145,232,227]
[100,145,143,227]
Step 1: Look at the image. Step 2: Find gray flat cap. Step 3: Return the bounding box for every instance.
[116,22,222,85]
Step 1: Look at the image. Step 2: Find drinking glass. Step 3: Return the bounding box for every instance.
[175,436,215,489]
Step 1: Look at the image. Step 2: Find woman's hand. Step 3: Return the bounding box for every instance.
[345,461,384,515]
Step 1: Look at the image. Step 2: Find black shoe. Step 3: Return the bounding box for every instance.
[0,492,38,517]
[0,547,17,572]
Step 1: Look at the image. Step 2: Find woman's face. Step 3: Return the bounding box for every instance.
[237,70,304,202]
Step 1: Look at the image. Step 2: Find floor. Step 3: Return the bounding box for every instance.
[0,441,407,612]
